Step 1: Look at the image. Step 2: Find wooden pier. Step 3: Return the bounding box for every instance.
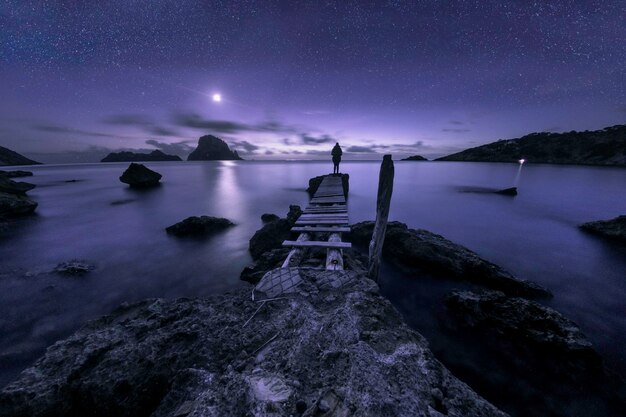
[282,175,351,270]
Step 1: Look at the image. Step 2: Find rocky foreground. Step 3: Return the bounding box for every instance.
[0,271,506,417]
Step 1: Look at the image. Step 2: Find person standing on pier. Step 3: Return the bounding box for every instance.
[331,142,343,174]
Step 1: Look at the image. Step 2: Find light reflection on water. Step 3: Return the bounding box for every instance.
[0,160,625,396]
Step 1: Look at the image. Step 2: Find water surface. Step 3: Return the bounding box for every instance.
[1,161,625,407]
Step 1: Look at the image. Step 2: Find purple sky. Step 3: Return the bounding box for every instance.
[1,1,624,163]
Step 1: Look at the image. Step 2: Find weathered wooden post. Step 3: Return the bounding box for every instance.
[368,154,394,282]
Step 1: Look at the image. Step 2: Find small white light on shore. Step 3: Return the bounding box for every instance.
[519,158,525,164]
[212,93,222,103]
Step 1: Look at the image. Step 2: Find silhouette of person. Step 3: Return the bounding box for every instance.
[331,142,343,174]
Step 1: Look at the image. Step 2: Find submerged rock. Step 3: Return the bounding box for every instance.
[580,215,626,243]
[0,272,507,417]
[248,206,301,259]
[0,176,36,195]
[494,187,517,196]
[0,192,38,217]
[54,260,95,276]
[307,173,349,197]
[165,216,234,236]
[350,221,550,298]
[119,163,162,188]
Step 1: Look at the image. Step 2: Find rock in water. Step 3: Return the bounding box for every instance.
[54,260,95,276]
[0,170,33,178]
[0,176,36,195]
[580,215,626,244]
[119,163,162,188]
[165,216,234,236]
[350,221,550,298]
[0,273,507,417]
[0,192,38,217]
[260,213,279,223]
[187,135,243,161]
[494,187,517,196]
[0,145,40,166]
[248,206,301,259]
[101,150,181,162]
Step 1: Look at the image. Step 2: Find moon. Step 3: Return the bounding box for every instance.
[212,93,222,102]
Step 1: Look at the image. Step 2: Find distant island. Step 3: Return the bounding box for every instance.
[436,125,626,166]
[402,155,428,161]
[187,135,243,161]
[0,146,40,166]
[101,150,182,163]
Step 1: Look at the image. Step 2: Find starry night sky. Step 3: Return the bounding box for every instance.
[1,1,625,163]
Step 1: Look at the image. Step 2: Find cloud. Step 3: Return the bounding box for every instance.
[346,145,377,153]
[145,139,194,156]
[103,114,178,136]
[300,133,335,145]
[31,124,122,138]
[449,120,464,125]
[229,140,259,153]
[264,150,274,155]
[172,113,297,135]
[442,128,471,133]
[304,150,330,156]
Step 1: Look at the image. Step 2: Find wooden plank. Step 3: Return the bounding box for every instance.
[282,233,310,268]
[295,220,349,225]
[291,226,351,233]
[326,233,344,270]
[300,213,346,216]
[282,240,352,249]
[310,198,346,204]
[299,217,349,221]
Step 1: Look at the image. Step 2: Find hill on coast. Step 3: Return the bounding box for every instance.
[437,125,626,166]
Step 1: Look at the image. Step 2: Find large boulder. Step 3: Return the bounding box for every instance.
[187,135,243,161]
[248,205,302,259]
[580,215,626,243]
[240,248,291,284]
[165,216,234,237]
[119,163,162,188]
[0,273,507,417]
[350,221,550,298]
[0,192,38,217]
[443,290,625,416]
[307,174,349,197]
[0,176,36,195]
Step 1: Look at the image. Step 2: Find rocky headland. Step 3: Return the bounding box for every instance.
[187,135,243,161]
[402,155,428,161]
[436,124,626,166]
[0,146,40,166]
[580,215,626,244]
[350,221,550,298]
[101,150,182,163]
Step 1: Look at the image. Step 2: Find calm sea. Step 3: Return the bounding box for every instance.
[1,160,625,409]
